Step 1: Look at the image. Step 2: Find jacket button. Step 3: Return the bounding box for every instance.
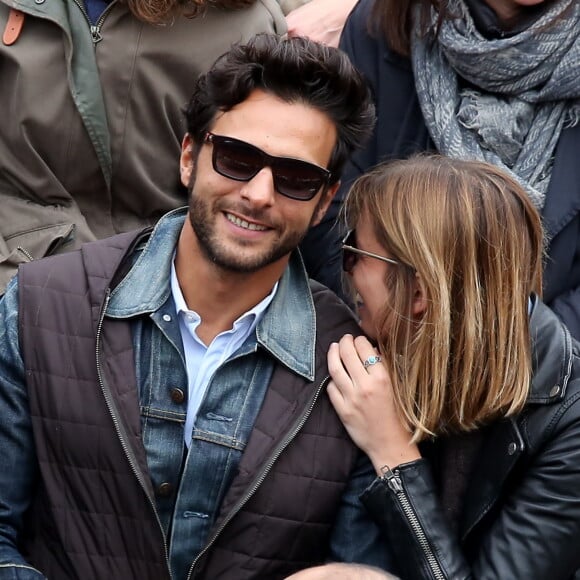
[170,388,185,404]
[156,482,174,497]
[550,385,561,397]
[507,442,518,455]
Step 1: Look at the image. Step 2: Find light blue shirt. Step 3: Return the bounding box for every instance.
[170,262,277,446]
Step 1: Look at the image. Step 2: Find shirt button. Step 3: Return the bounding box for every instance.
[162,314,172,322]
[156,482,174,498]
[170,388,185,404]
[507,442,518,456]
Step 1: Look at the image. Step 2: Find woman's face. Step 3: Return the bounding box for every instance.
[483,0,549,21]
[346,215,395,340]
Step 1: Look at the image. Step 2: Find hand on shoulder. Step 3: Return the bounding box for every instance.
[326,334,420,474]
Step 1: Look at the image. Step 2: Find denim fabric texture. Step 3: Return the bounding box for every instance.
[0,208,388,578]
[169,262,277,447]
[0,277,44,580]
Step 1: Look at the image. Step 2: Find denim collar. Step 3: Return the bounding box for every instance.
[107,207,317,381]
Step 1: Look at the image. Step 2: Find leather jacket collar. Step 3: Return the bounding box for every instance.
[528,297,573,404]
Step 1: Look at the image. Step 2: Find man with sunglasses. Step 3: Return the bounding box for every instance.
[0,35,387,579]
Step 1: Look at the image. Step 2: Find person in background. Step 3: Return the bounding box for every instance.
[326,0,580,335]
[282,0,357,46]
[0,34,386,579]
[286,563,398,579]
[328,155,580,579]
[0,0,285,292]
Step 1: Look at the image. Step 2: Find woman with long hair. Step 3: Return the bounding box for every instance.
[326,0,580,337]
[328,155,580,579]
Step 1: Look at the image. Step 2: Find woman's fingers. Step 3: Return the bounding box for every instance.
[336,335,384,384]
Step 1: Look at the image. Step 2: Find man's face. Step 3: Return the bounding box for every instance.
[179,89,339,274]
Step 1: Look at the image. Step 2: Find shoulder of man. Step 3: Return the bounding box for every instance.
[309,279,362,348]
[17,228,151,311]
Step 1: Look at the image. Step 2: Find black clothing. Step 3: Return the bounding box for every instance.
[363,299,580,579]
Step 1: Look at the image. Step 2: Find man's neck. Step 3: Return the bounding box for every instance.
[174,221,287,345]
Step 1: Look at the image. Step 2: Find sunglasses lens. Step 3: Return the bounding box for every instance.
[272,159,327,201]
[342,230,358,273]
[342,248,357,273]
[209,134,328,201]
[213,140,262,181]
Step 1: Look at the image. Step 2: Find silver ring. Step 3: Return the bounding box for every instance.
[363,355,382,369]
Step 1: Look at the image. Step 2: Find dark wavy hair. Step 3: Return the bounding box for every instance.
[185,34,376,184]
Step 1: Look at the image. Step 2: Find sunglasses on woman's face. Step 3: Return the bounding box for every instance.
[341,230,400,274]
[203,132,332,201]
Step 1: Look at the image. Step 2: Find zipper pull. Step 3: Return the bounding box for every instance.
[380,465,403,492]
[91,25,103,43]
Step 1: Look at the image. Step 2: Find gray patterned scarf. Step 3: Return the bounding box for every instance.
[411,0,580,210]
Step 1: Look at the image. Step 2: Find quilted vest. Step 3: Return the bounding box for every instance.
[17,230,361,579]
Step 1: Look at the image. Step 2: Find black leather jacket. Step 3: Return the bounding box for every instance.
[361,299,580,579]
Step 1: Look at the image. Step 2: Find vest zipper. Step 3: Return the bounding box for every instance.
[71,0,116,43]
[95,290,173,579]
[380,466,445,580]
[186,375,331,579]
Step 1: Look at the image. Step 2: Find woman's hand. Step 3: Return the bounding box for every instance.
[327,334,421,475]
[285,0,357,47]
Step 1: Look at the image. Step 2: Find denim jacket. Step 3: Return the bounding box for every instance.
[0,208,389,579]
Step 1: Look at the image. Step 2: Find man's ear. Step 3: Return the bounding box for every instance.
[311,181,341,227]
[411,273,428,317]
[180,133,195,188]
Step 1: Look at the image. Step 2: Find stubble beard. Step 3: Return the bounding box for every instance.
[187,183,315,274]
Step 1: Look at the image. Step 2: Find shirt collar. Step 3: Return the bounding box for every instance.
[170,259,278,336]
[107,207,316,380]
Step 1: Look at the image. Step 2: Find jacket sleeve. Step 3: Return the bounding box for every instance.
[329,453,395,572]
[0,279,45,579]
[361,460,470,580]
[361,401,580,580]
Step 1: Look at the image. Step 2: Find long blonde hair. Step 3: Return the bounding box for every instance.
[344,156,544,441]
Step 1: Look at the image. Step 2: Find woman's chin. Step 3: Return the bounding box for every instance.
[357,305,377,340]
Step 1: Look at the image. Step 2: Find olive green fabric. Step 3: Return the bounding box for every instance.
[0,0,286,292]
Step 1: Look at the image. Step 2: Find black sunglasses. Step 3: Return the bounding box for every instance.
[204,132,332,201]
[342,230,400,274]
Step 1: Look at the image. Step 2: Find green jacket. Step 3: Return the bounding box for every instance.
[0,0,285,291]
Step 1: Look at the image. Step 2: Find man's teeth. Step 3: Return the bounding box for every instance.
[226,213,267,231]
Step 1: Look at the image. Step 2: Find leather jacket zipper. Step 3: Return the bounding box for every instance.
[381,466,445,580]
[186,375,332,579]
[96,290,173,579]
